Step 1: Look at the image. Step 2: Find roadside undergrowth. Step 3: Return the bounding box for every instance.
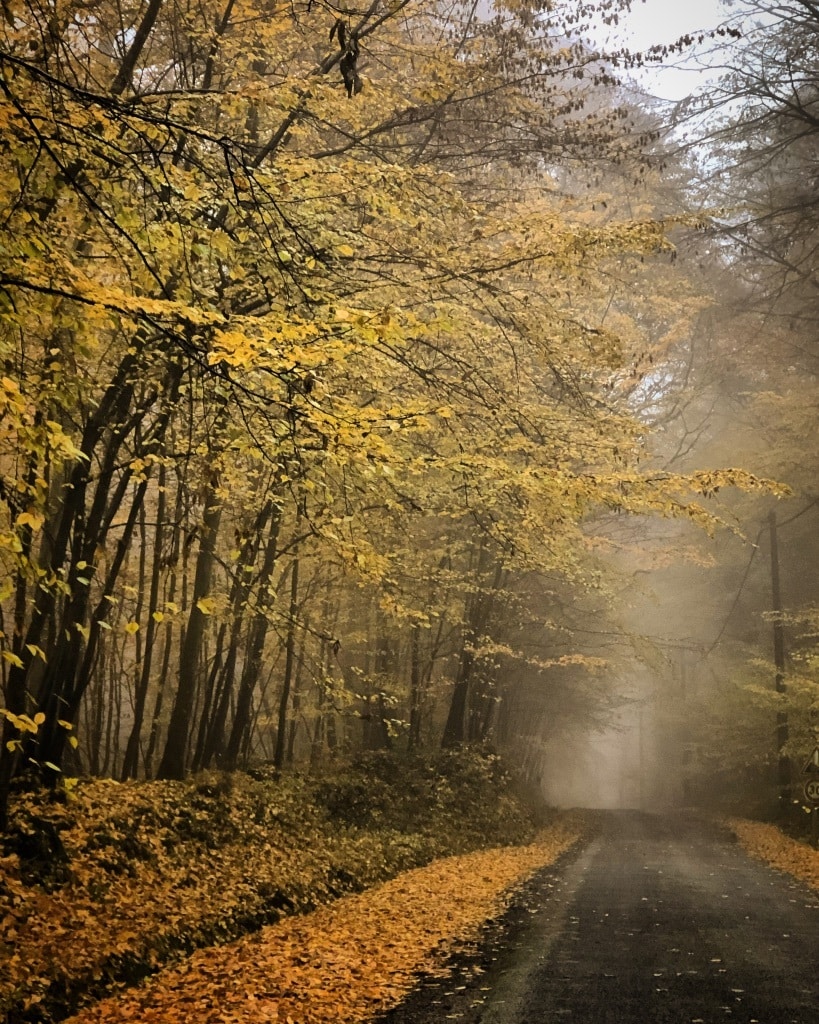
[726,817,819,890]
[63,813,586,1024]
[0,750,538,1024]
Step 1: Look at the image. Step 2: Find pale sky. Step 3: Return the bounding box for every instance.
[598,0,734,100]
[620,0,731,48]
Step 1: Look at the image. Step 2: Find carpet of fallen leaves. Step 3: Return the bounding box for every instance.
[63,814,585,1024]
[1,776,436,1021]
[727,817,819,890]
[2,755,538,1022]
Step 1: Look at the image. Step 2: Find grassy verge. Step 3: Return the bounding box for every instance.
[0,750,539,1024]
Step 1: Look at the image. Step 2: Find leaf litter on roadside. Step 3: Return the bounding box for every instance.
[727,817,819,891]
[64,814,585,1024]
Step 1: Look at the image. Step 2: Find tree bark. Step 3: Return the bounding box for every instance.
[274,556,300,770]
[157,471,223,779]
[122,463,167,779]
[222,501,282,768]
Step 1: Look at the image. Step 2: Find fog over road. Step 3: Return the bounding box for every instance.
[382,812,819,1024]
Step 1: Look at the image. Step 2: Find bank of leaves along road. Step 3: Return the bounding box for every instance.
[60,810,818,1024]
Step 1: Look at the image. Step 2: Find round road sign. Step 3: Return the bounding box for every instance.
[804,778,819,803]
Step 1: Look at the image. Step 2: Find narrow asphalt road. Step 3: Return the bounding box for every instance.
[380,811,819,1024]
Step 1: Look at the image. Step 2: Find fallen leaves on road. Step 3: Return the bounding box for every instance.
[65,813,585,1024]
[727,818,819,890]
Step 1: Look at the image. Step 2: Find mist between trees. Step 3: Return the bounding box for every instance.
[0,0,816,830]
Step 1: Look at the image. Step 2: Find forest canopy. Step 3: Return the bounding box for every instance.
[0,0,793,827]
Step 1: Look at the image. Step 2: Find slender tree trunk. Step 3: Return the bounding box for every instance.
[194,499,274,769]
[0,458,39,827]
[191,625,228,771]
[286,622,307,765]
[0,354,142,804]
[442,644,474,748]
[222,502,282,767]
[769,510,791,809]
[36,469,151,771]
[101,646,117,776]
[310,592,340,768]
[21,363,178,777]
[122,462,167,779]
[274,555,300,770]
[110,0,165,96]
[157,469,223,779]
[442,545,504,748]
[144,467,185,777]
[361,605,391,752]
[408,621,422,752]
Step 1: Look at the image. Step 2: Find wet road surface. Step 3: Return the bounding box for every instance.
[380,811,819,1024]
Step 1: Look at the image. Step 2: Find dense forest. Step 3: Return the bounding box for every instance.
[0,0,817,828]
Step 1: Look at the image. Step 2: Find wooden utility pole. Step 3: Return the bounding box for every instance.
[768,510,790,811]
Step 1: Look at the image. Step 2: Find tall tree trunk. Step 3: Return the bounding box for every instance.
[362,606,392,751]
[408,621,422,752]
[442,544,504,748]
[193,498,274,769]
[310,593,340,768]
[36,471,151,772]
[441,644,474,748]
[157,469,223,779]
[191,625,228,771]
[144,465,185,777]
[110,0,165,96]
[286,621,307,765]
[0,353,143,811]
[0,458,40,827]
[121,462,167,779]
[274,555,300,770]
[13,360,178,779]
[467,669,497,743]
[222,502,282,768]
